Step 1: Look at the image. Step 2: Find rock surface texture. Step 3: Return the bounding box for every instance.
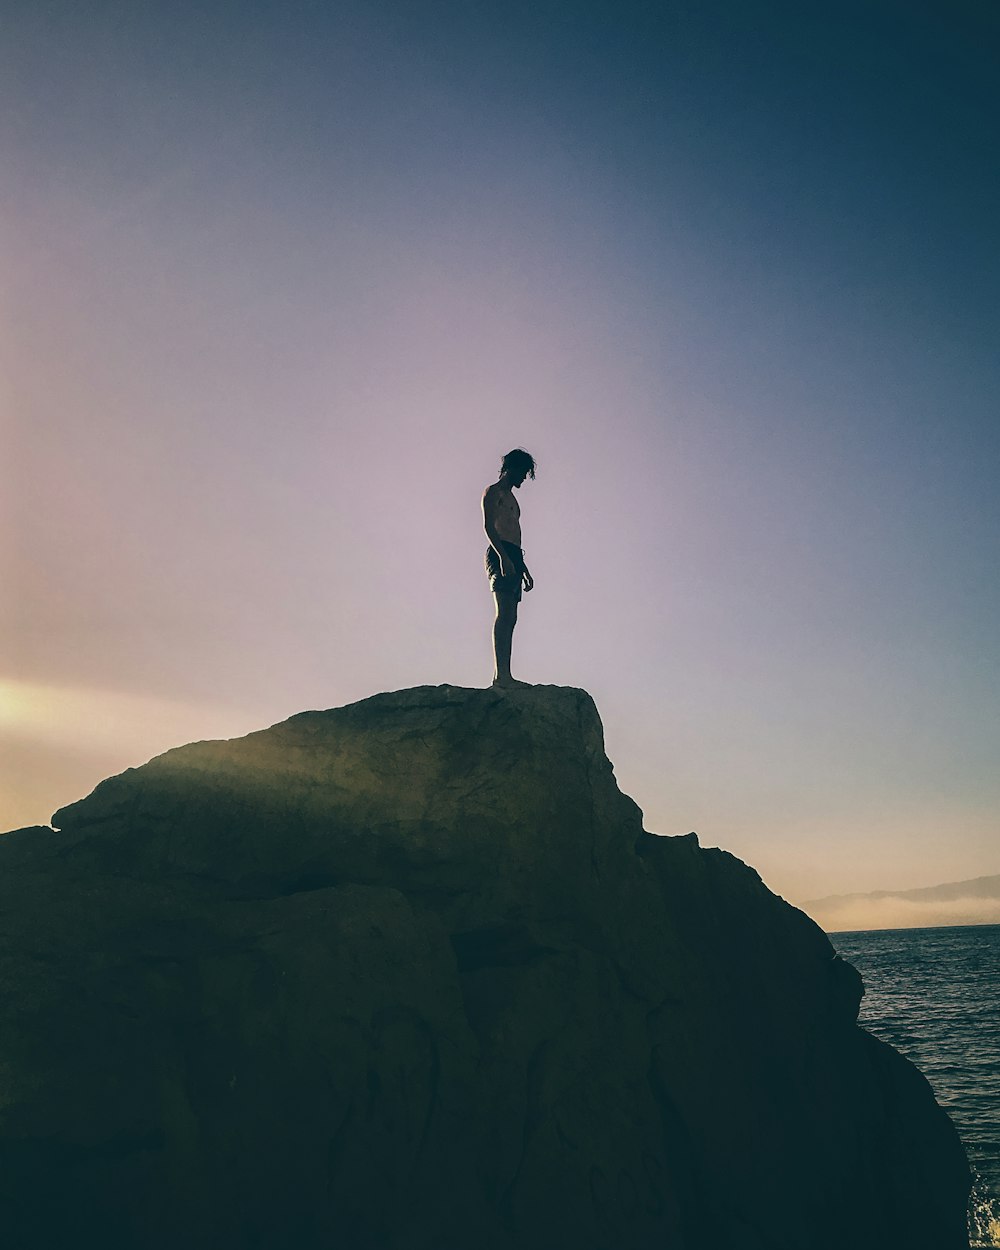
[0,685,970,1249]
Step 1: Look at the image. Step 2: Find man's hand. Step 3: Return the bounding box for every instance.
[522,567,534,593]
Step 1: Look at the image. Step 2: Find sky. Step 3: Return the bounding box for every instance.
[2,0,998,919]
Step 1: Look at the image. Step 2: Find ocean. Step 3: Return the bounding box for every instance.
[831,924,1000,1248]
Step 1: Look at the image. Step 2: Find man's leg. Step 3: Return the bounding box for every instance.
[492,592,518,687]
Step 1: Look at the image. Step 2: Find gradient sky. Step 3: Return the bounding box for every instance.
[3,0,998,913]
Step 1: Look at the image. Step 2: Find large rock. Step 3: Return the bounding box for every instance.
[0,685,970,1249]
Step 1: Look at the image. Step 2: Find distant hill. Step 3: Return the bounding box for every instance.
[804,874,1000,933]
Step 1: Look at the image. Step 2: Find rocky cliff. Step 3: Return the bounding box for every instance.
[0,685,970,1249]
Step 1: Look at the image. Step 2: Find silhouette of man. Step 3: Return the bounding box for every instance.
[483,448,535,687]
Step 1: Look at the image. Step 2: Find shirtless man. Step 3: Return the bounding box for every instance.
[482,448,535,687]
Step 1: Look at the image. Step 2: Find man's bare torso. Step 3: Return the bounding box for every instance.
[483,482,521,545]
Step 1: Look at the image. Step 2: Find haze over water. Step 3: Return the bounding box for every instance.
[3,1,999,919]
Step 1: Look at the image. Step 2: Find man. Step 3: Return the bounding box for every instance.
[482,448,535,688]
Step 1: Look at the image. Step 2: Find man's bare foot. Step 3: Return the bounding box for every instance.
[491,676,531,689]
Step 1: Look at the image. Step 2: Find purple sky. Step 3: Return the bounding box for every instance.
[3,1,998,917]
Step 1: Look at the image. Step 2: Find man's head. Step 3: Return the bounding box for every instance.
[500,448,536,487]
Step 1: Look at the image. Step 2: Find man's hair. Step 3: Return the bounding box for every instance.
[500,448,536,479]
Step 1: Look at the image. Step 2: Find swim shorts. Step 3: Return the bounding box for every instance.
[485,540,525,601]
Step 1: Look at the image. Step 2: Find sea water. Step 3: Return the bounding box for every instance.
[831,924,1000,1248]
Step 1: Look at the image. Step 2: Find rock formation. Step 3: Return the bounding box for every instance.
[0,685,970,1249]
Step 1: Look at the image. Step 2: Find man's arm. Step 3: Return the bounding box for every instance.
[482,486,517,576]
